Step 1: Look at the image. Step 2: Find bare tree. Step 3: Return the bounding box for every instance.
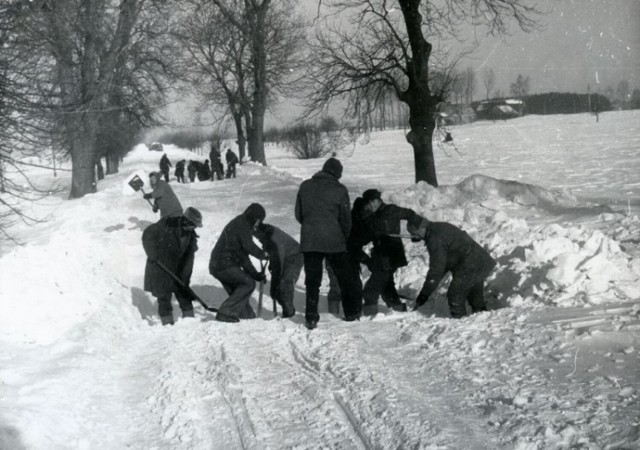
[616,79,630,107]
[306,0,542,186]
[16,0,174,199]
[464,66,476,104]
[205,0,305,165]
[482,67,496,99]
[175,0,304,164]
[510,74,530,98]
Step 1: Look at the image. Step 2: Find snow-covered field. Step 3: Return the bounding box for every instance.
[0,111,639,449]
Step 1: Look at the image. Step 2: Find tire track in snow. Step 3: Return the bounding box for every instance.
[205,322,373,449]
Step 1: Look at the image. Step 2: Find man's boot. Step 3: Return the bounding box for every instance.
[160,315,174,326]
[362,304,378,316]
[182,309,195,319]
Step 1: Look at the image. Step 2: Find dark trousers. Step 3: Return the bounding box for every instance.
[303,251,361,322]
[363,269,404,313]
[226,164,236,178]
[157,292,193,319]
[447,271,487,318]
[275,253,303,317]
[162,170,170,182]
[212,266,257,319]
[176,172,185,183]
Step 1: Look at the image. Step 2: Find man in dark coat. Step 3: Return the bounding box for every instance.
[143,172,183,218]
[295,157,361,329]
[361,189,423,315]
[225,149,238,178]
[187,160,198,182]
[159,154,172,182]
[326,196,372,316]
[408,218,497,318]
[209,145,224,181]
[198,160,212,181]
[174,160,186,183]
[209,203,269,322]
[254,223,303,318]
[142,207,203,325]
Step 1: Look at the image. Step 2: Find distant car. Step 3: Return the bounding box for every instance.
[149,142,163,152]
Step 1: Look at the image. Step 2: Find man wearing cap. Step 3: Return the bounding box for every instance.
[142,207,204,325]
[408,218,496,318]
[295,157,361,329]
[361,189,423,315]
[143,171,183,218]
[209,203,269,322]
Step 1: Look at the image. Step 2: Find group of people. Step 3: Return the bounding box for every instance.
[157,146,239,186]
[141,156,497,329]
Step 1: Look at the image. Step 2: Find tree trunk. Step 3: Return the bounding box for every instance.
[405,106,438,186]
[69,130,97,198]
[106,153,119,174]
[96,157,105,180]
[232,112,246,162]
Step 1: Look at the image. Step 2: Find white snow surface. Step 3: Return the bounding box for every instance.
[1,111,639,449]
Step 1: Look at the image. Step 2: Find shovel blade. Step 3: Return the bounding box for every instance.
[128,175,144,192]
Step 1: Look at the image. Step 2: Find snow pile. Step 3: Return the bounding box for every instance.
[388,175,640,310]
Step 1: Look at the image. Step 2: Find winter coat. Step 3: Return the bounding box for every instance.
[226,150,239,166]
[175,160,186,176]
[198,162,211,181]
[150,179,183,218]
[142,217,198,298]
[159,154,172,173]
[368,203,422,270]
[295,171,351,253]
[418,221,497,299]
[209,204,268,277]
[255,224,301,295]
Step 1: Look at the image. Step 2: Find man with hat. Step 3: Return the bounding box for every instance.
[209,203,270,322]
[295,157,362,329]
[361,189,423,315]
[142,207,204,325]
[144,171,183,218]
[407,217,496,318]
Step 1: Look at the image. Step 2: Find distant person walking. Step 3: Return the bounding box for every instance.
[143,172,183,218]
[187,161,197,183]
[254,223,303,318]
[408,218,497,318]
[209,145,224,181]
[174,160,186,183]
[225,149,238,178]
[159,154,172,182]
[295,157,361,329]
[142,207,203,325]
[209,203,269,323]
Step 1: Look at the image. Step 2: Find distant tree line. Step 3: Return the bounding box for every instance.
[523,93,612,115]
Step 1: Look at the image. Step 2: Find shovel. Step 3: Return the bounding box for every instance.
[257,260,268,317]
[153,260,218,313]
[128,175,155,209]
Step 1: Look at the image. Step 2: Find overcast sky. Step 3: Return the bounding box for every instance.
[466,0,640,95]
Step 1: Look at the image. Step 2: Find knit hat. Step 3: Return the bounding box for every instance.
[243,203,266,225]
[322,158,343,179]
[362,189,382,203]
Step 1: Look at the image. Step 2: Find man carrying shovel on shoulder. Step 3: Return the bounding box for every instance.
[142,207,203,326]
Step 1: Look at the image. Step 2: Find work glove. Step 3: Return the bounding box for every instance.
[143,193,153,200]
[413,292,430,311]
[152,206,159,213]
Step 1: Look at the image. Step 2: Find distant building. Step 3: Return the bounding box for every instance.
[474,99,524,121]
